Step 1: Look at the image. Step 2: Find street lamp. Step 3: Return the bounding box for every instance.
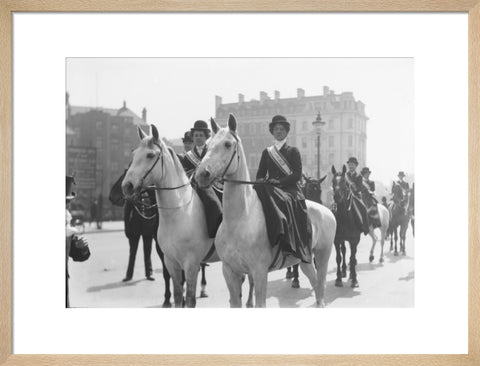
[312,112,325,179]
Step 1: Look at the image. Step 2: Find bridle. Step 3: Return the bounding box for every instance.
[128,141,192,209]
[217,131,276,186]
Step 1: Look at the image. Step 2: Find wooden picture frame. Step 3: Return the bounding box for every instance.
[1,1,478,365]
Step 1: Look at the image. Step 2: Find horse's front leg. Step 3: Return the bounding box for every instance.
[252,268,268,308]
[341,241,347,278]
[369,228,377,263]
[245,274,254,308]
[199,263,208,298]
[184,263,200,308]
[155,241,172,308]
[334,240,343,287]
[222,263,243,308]
[164,256,184,308]
[349,239,360,288]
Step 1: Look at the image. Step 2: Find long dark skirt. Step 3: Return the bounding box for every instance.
[254,184,312,263]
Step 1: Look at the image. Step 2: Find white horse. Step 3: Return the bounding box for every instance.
[368,204,390,263]
[122,125,247,307]
[195,115,336,308]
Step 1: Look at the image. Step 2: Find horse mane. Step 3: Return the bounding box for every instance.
[149,137,188,183]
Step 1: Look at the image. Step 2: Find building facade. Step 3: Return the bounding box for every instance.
[216,86,368,177]
[66,93,148,220]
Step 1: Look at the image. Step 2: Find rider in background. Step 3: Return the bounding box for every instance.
[360,167,381,228]
[180,120,222,238]
[345,157,370,235]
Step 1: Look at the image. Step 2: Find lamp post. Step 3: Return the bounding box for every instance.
[312,112,325,179]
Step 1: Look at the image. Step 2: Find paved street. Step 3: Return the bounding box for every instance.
[69,221,414,308]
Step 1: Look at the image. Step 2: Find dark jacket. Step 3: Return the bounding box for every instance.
[256,143,305,200]
[181,146,207,177]
[124,190,158,238]
[346,171,363,196]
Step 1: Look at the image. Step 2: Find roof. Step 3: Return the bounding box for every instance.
[69,105,148,126]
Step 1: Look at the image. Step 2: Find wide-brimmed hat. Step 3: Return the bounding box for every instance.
[398,171,406,178]
[361,167,371,175]
[182,131,193,143]
[347,157,359,165]
[190,120,211,138]
[269,115,291,134]
[66,175,76,200]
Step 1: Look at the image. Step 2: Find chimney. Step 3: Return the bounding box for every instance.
[122,100,127,109]
[238,93,245,104]
[297,88,305,98]
[260,91,268,103]
[323,86,329,96]
[142,107,147,122]
[274,90,280,101]
[215,95,223,110]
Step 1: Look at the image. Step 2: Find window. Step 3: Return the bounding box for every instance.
[302,121,308,131]
[302,137,307,149]
[302,155,307,165]
[348,135,353,147]
[328,120,334,130]
[328,153,335,165]
[329,135,334,148]
[348,118,353,129]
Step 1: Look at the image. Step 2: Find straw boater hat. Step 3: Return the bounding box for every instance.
[361,167,371,175]
[66,175,76,201]
[269,115,291,134]
[347,157,359,166]
[190,120,211,139]
[398,171,406,178]
[182,131,193,143]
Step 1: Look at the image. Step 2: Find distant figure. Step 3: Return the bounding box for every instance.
[182,131,193,153]
[90,199,102,229]
[66,176,77,308]
[381,196,388,209]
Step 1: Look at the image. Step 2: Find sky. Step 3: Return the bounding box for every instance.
[66,58,413,184]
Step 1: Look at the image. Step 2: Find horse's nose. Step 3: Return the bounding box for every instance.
[123,181,134,196]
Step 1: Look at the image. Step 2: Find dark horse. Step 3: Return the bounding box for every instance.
[285,175,327,288]
[331,165,363,288]
[388,182,411,256]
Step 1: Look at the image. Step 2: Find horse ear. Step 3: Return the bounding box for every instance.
[151,124,159,141]
[342,165,347,175]
[319,175,327,184]
[228,114,237,132]
[331,165,336,175]
[210,117,219,134]
[138,127,146,140]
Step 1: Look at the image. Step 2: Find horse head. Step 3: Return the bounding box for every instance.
[196,114,242,188]
[331,165,348,204]
[122,124,171,199]
[303,174,327,204]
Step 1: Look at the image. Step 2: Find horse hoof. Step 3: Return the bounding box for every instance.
[369,255,374,263]
[162,302,172,308]
[317,300,326,308]
[246,302,254,308]
[341,269,347,278]
[292,279,300,288]
[200,291,208,298]
[379,257,384,264]
[351,279,359,288]
[286,271,293,279]
[335,279,343,287]
[402,251,406,256]
[394,251,399,256]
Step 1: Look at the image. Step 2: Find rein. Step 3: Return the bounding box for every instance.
[218,131,278,186]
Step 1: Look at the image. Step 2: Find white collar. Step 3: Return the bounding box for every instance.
[196,144,206,153]
[274,138,287,150]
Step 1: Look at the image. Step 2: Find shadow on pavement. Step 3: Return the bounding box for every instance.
[385,251,413,263]
[324,279,361,305]
[267,278,314,308]
[399,271,414,281]
[87,279,143,293]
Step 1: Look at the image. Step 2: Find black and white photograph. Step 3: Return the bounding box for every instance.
[65,57,414,308]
